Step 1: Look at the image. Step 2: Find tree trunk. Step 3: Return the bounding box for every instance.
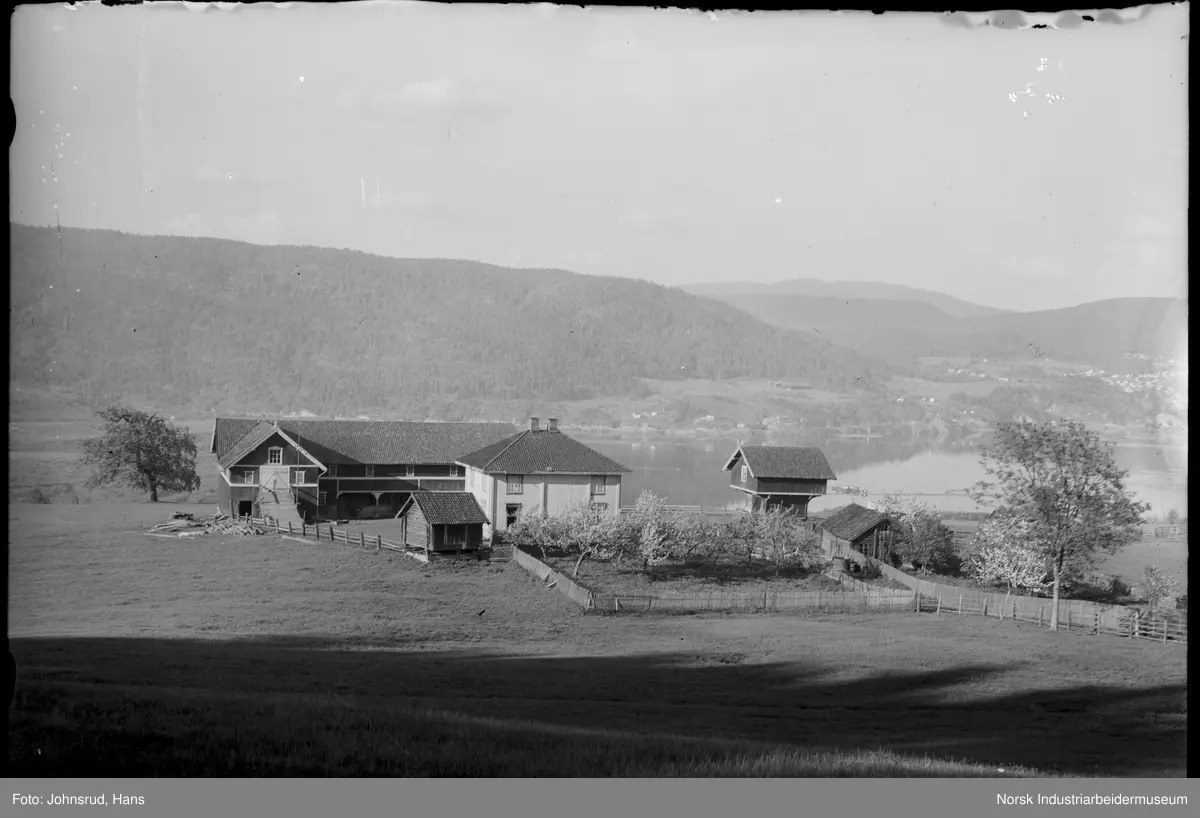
[148,477,158,503]
[1048,564,1061,631]
[573,552,586,578]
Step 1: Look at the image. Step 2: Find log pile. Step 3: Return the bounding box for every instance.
[148,513,270,537]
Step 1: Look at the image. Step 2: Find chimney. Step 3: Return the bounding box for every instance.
[547,417,559,432]
[529,417,540,432]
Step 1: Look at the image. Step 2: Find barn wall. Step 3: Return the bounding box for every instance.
[403,505,430,549]
[231,433,315,467]
[755,478,828,495]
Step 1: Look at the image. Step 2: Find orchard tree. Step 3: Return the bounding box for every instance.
[81,406,201,502]
[1140,565,1178,609]
[873,494,956,574]
[971,418,1150,631]
[965,514,1051,605]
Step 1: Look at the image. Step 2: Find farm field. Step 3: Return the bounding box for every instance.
[8,503,1187,777]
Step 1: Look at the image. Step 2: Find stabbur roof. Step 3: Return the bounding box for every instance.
[401,492,491,526]
[722,444,838,481]
[457,428,632,475]
[212,418,518,466]
[819,502,891,542]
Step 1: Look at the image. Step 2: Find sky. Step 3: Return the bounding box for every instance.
[10,3,1189,312]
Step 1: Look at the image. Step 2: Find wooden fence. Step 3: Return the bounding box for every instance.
[240,514,432,563]
[509,546,920,615]
[830,541,1188,645]
[1153,524,1188,539]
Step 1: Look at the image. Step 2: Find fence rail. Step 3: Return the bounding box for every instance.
[239,514,435,563]
[509,546,920,615]
[1153,524,1188,538]
[828,541,1187,646]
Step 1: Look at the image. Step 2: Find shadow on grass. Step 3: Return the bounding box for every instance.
[9,636,1186,777]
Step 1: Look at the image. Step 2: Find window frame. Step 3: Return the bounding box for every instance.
[506,474,524,495]
[267,447,283,466]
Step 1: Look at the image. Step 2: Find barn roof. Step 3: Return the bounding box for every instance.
[456,429,632,475]
[401,492,491,526]
[216,420,277,468]
[212,418,518,466]
[819,503,891,542]
[722,444,837,480]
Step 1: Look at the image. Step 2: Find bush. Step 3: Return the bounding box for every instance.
[858,559,883,580]
[1176,594,1187,611]
[1108,575,1132,599]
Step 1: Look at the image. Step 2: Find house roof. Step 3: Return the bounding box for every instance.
[457,429,632,475]
[401,492,491,526]
[212,418,518,466]
[722,444,837,481]
[819,503,891,542]
[217,420,278,469]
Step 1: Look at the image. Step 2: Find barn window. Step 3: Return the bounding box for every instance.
[318,492,328,506]
[365,465,375,477]
[591,476,606,495]
[507,474,523,494]
[241,469,257,484]
[268,447,283,465]
[740,465,749,484]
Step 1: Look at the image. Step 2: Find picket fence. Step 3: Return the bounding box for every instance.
[249,515,487,564]
[510,546,917,615]
[831,543,1188,645]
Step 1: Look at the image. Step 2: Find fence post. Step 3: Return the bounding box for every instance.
[913,589,919,612]
[1067,607,1072,631]
[1039,606,1043,627]
[1012,601,1017,621]
[1094,613,1099,635]
[288,521,293,535]
[958,594,963,615]
[376,534,382,553]
[360,532,365,549]
[983,600,987,617]
[1163,620,1168,644]
[936,595,942,614]
[301,523,306,537]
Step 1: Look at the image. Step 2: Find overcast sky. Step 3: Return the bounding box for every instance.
[11,4,1189,311]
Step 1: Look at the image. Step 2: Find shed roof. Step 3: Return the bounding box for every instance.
[401,492,491,526]
[456,429,631,475]
[819,503,891,542]
[722,444,837,480]
[213,418,517,466]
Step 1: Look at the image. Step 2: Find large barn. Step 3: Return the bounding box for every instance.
[721,443,837,519]
[210,418,517,525]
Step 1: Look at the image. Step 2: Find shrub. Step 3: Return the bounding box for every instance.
[1176,593,1187,611]
[1108,575,1132,599]
[858,559,883,580]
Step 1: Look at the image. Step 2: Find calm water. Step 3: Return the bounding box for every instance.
[581,434,1188,516]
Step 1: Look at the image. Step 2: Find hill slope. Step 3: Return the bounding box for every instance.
[9,225,893,418]
[692,291,1186,371]
[682,279,1006,319]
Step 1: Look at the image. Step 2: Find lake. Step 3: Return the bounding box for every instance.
[580,434,1188,517]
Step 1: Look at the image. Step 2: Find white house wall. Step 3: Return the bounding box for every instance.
[464,465,623,537]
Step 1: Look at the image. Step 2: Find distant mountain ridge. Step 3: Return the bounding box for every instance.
[689,290,1186,371]
[682,278,1008,319]
[9,224,894,418]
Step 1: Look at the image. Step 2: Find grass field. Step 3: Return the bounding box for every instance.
[8,503,1187,777]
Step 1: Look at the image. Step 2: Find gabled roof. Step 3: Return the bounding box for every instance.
[457,429,632,475]
[212,418,517,465]
[217,420,277,469]
[400,492,491,526]
[819,503,891,542]
[722,444,837,481]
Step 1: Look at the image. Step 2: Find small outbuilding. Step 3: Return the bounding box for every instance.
[396,492,491,555]
[818,502,896,562]
[722,443,837,518]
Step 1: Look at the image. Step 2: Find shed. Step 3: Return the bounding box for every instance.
[818,502,896,562]
[397,492,491,554]
[722,443,836,518]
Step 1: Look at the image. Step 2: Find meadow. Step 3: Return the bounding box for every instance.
[8,503,1187,777]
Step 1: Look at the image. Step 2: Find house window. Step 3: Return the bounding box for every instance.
[318,492,328,506]
[406,465,415,477]
[365,465,375,478]
[241,469,257,484]
[591,476,606,495]
[740,465,749,484]
[590,502,609,514]
[507,474,523,494]
[268,447,283,465]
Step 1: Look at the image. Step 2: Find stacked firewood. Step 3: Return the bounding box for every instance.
[148,512,269,537]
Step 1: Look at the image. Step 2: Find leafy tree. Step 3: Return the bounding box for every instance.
[965,514,1051,604]
[748,506,823,575]
[81,406,201,502]
[1140,565,1179,609]
[971,418,1150,630]
[1164,508,1181,525]
[873,495,957,574]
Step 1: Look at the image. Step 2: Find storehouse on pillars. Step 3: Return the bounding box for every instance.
[721,443,837,519]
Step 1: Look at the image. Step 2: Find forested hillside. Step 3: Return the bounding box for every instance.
[696,293,1187,372]
[9,225,892,418]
